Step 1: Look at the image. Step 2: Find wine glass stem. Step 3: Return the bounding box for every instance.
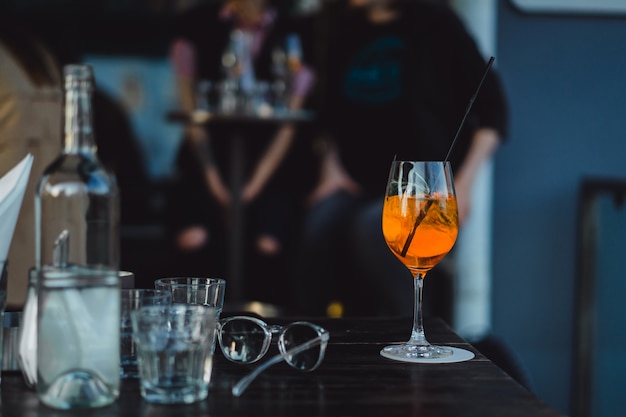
[409,273,429,346]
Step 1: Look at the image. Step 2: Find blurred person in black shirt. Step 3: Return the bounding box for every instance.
[293,0,509,317]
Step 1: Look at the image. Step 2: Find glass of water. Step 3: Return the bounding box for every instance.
[131,304,218,404]
[154,277,225,317]
[120,289,172,379]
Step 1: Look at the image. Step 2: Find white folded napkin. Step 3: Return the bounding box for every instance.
[0,154,34,262]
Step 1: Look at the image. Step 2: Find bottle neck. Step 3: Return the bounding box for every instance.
[63,67,97,155]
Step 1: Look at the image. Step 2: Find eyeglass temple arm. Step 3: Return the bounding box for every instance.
[231,335,326,397]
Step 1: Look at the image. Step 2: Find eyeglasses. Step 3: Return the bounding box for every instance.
[217,316,330,396]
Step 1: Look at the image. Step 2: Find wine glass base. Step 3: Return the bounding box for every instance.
[380,344,475,363]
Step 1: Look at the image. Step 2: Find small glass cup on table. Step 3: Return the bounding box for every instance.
[120,288,172,379]
[154,277,226,316]
[131,304,218,404]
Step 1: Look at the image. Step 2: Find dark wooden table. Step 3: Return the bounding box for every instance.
[1,317,563,417]
[166,110,314,303]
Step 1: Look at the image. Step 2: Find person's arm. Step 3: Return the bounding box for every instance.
[241,122,295,203]
[306,135,361,206]
[452,127,500,226]
[171,38,231,206]
[422,6,507,225]
[241,64,315,203]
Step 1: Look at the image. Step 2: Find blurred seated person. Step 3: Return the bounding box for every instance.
[0,21,62,309]
[293,0,509,318]
[166,0,316,304]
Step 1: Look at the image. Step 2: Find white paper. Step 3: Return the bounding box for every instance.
[0,154,34,262]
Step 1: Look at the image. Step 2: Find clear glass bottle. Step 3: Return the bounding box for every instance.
[18,64,121,408]
[36,64,119,269]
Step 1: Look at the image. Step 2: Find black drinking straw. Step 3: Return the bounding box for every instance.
[444,56,495,163]
[400,56,495,257]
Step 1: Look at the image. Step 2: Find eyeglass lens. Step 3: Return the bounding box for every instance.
[281,323,323,371]
[220,319,269,363]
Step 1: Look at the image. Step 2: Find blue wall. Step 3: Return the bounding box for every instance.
[493,1,626,414]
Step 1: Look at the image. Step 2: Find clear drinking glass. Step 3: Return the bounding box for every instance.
[154,277,225,317]
[195,80,213,113]
[132,304,218,404]
[380,161,459,361]
[120,289,172,379]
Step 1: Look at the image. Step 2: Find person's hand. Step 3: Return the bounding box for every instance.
[186,124,207,143]
[176,226,209,251]
[241,181,262,204]
[307,163,361,206]
[307,141,361,205]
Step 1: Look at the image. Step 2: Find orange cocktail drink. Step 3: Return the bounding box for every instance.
[382,194,458,275]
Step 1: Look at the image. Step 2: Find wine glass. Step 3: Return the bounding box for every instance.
[381,160,459,361]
